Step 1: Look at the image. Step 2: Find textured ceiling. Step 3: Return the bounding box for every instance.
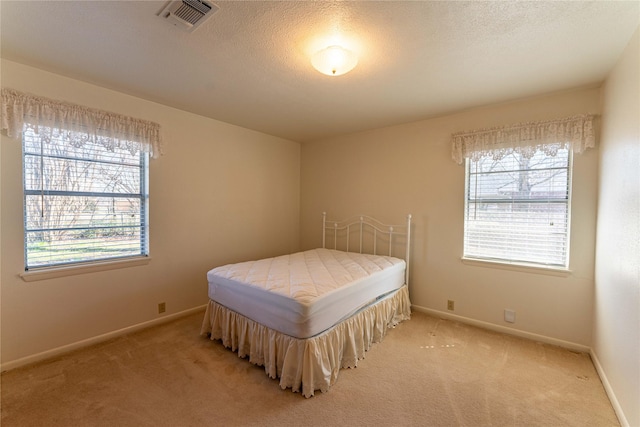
[1,1,638,143]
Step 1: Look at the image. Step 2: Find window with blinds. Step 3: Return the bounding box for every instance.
[464,149,571,268]
[22,127,149,269]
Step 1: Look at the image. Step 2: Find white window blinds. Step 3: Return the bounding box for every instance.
[464,149,571,267]
[23,127,149,269]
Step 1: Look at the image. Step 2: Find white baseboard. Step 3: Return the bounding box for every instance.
[590,349,627,427]
[1,305,207,373]
[411,305,590,353]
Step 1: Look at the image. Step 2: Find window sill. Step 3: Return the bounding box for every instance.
[20,256,151,282]
[460,257,571,277]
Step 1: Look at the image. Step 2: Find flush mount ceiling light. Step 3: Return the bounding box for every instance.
[311,45,358,76]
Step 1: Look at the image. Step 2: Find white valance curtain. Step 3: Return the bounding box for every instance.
[451,114,595,164]
[1,88,163,158]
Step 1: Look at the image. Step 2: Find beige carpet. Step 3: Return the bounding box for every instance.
[1,310,619,426]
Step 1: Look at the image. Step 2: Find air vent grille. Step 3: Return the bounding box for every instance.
[158,0,219,33]
[174,0,211,25]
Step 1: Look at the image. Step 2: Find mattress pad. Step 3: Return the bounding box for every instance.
[206,248,406,338]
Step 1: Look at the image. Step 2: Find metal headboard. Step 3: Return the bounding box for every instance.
[322,212,412,286]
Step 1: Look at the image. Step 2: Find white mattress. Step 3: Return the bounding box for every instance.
[206,248,406,339]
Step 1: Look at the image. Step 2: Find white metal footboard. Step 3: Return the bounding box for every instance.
[322,212,412,286]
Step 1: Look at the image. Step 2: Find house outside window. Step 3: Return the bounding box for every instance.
[22,127,149,269]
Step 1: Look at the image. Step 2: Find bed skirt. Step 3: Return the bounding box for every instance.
[200,285,411,397]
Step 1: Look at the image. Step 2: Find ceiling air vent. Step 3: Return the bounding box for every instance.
[158,0,219,33]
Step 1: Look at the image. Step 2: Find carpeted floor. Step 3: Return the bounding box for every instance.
[1,310,619,426]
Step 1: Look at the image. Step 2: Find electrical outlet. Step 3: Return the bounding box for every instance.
[158,302,166,314]
[447,300,455,311]
[504,309,516,323]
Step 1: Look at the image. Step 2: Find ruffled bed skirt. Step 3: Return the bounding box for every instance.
[200,285,411,397]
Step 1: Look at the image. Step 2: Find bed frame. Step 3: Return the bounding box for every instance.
[202,212,413,397]
[322,212,412,286]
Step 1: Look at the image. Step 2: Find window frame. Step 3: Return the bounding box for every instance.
[20,126,150,275]
[462,149,573,272]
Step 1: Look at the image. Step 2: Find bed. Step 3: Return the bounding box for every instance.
[200,213,412,397]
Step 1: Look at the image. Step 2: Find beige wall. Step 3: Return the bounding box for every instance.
[594,27,639,427]
[0,60,301,365]
[301,87,600,348]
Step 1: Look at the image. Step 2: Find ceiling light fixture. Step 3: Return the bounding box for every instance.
[311,45,358,76]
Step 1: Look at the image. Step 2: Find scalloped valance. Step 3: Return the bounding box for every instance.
[451,114,595,164]
[1,88,163,158]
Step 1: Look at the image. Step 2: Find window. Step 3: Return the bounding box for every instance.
[22,127,149,269]
[463,149,571,268]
